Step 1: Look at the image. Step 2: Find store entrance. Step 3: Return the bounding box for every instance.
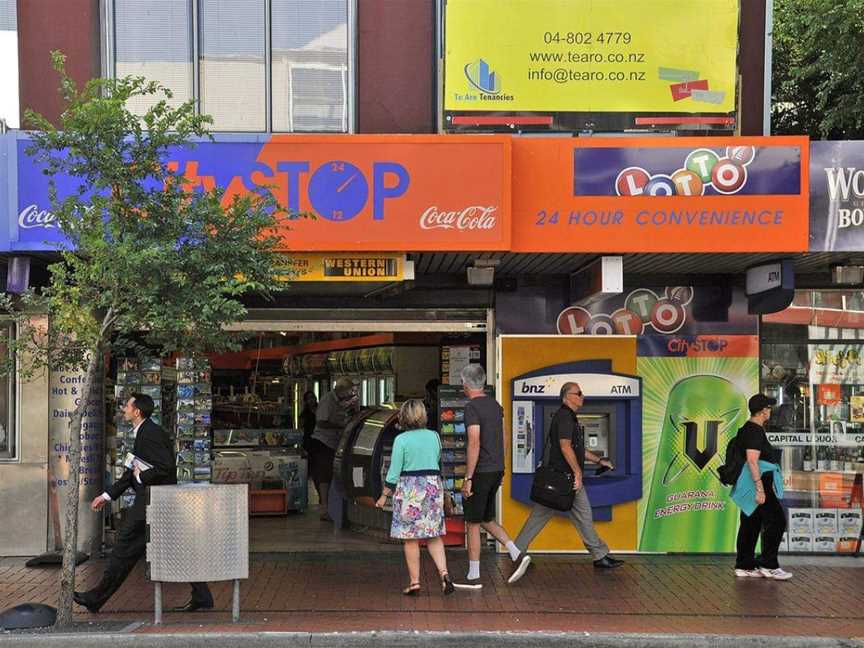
[207,325,489,553]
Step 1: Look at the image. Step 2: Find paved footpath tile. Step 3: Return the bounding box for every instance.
[1,553,862,638]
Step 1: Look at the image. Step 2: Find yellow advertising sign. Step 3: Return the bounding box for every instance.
[444,0,739,113]
[274,253,410,282]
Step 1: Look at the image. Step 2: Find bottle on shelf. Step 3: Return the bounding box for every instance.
[802,446,814,472]
[829,445,843,471]
[816,445,831,471]
[843,447,855,472]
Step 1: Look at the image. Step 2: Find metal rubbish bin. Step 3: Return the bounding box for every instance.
[146,483,248,624]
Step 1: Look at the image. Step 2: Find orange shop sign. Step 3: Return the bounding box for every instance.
[198,135,512,252]
[511,136,809,253]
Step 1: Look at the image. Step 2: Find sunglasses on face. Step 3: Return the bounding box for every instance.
[567,391,583,397]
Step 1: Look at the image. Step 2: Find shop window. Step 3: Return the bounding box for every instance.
[108,0,351,133]
[114,0,194,116]
[0,322,16,461]
[271,0,348,132]
[0,0,18,129]
[761,290,864,555]
[199,0,266,131]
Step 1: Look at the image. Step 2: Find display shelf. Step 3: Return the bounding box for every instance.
[175,357,212,483]
[436,383,495,518]
[112,357,164,511]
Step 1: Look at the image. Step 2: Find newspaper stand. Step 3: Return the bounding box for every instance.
[146,483,248,624]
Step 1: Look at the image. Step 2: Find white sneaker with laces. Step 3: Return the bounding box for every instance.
[759,567,793,580]
[734,568,763,578]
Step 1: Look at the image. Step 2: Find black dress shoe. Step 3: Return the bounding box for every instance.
[73,591,102,614]
[593,555,624,569]
[171,598,214,612]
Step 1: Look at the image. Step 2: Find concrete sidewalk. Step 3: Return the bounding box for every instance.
[0,632,863,648]
[1,553,862,640]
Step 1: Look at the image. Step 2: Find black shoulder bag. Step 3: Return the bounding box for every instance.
[529,424,576,511]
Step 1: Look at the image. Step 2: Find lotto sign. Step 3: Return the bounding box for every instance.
[512,136,809,253]
[614,146,758,197]
[557,287,692,336]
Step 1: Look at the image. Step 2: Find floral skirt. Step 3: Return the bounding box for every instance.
[390,475,446,540]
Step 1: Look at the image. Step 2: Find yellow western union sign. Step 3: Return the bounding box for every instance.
[275,253,410,282]
[444,0,738,113]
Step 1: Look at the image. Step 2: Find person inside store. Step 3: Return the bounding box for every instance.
[375,399,455,596]
[733,394,792,581]
[423,379,440,432]
[299,390,318,455]
[74,394,214,613]
[508,382,623,583]
[459,364,530,588]
[310,377,358,522]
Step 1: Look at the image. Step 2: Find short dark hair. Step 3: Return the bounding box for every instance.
[130,393,155,419]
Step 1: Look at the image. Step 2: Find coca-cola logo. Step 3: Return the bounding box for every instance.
[18,204,57,229]
[419,206,497,230]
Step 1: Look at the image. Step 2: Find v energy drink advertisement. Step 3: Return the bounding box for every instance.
[638,346,758,552]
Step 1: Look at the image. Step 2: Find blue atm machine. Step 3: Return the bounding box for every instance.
[510,360,642,521]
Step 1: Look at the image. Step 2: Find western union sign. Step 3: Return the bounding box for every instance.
[275,253,411,282]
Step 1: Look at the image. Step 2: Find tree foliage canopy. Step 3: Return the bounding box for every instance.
[0,52,294,626]
[772,0,864,139]
[3,51,290,375]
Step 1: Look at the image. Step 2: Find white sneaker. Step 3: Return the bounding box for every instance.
[734,568,763,578]
[759,567,793,580]
[507,553,532,584]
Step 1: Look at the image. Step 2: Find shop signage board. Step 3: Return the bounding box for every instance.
[809,140,864,251]
[273,253,411,282]
[512,136,809,253]
[48,359,104,554]
[13,135,512,252]
[444,0,738,114]
[809,344,864,384]
[637,338,759,552]
[554,286,757,338]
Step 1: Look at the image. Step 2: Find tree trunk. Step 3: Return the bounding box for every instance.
[53,346,102,628]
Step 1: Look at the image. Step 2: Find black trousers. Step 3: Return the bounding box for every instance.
[87,512,212,607]
[735,473,787,570]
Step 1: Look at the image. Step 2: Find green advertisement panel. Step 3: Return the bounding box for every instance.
[638,354,758,551]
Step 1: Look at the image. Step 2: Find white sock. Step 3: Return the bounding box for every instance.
[506,541,521,561]
[467,560,480,580]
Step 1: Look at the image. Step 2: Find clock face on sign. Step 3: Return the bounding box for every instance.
[307,161,369,222]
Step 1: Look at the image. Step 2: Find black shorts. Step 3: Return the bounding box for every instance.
[463,471,504,523]
[308,439,336,488]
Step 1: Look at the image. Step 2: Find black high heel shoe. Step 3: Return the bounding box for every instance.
[440,572,455,595]
[402,582,421,596]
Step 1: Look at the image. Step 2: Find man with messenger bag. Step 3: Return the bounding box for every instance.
[509,382,624,583]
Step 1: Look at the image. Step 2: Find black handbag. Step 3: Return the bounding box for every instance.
[529,425,575,511]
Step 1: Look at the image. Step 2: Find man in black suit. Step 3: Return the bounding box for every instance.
[74,393,213,613]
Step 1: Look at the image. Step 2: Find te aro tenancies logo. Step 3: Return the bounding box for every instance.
[616,146,756,197]
[455,59,514,103]
[465,58,501,94]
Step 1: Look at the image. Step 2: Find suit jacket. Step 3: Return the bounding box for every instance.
[108,418,176,517]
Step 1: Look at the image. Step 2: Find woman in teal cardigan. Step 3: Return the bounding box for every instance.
[376,399,455,595]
